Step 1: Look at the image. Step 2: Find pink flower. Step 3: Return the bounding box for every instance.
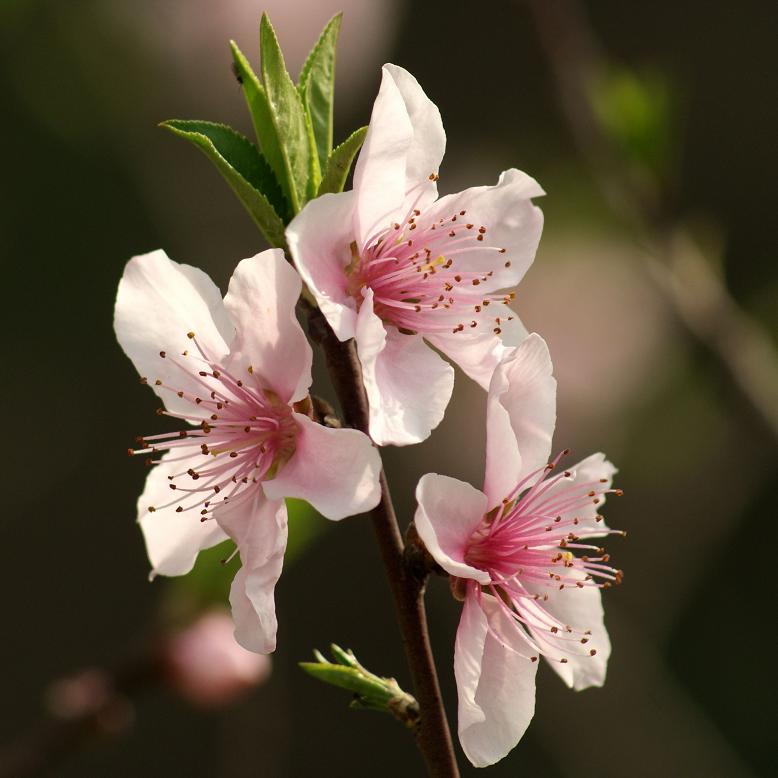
[115,248,381,653]
[287,64,544,446]
[414,334,623,767]
[165,610,272,708]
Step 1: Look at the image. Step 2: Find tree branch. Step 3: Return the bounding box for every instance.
[523,0,778,442]
[305,302,460,777]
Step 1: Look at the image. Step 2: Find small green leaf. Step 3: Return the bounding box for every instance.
[318,126,367,196]
[160,120,287,247]
[300,645,420,729]
[298,14,342,178]
[300,663,394,704]
[259,13,317,212]
[230,41,295,217]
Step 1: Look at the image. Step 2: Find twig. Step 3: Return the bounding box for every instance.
[523,0,778,442]
[306,302,460,777]
[0,655,160,778]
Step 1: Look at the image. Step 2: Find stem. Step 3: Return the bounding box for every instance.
[306,303,460,777]
[523,0,778,442]
[0,655,160,778]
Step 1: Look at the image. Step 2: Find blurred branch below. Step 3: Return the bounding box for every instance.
[0,655,159,778]
[523,0,778,443]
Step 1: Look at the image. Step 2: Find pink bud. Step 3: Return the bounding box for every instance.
[165,611,271,708]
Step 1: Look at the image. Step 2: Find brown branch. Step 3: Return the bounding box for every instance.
[523,0,778,442]
[306,302,460,777]
[0,655,160,778]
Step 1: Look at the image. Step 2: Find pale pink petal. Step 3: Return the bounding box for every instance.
[458,593,538,767]
[549,452,617,536]
[383,64,445,209]
[524,569,611,691]
[425,169,544,291]
[453,589,488,736]
[286,190,360,341]
[137,451,228,577]
[222,249,312,404]
[427,312,529,389]
[414,473,490,583]
[356,288,454,446]
[264,413,381,520]
[352,66,414,245]
[114,249,232,416]
[484,334,556,505]
[215,495,288,654]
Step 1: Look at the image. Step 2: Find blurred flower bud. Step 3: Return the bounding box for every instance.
[164,611,271,709]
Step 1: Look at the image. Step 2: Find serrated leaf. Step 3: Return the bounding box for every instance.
[259,13,317,212]
[160,120,287,247]
[298,13,342,178]
[230,41,296,218]
[318,126,367,196]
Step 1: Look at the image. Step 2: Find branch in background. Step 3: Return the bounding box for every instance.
[0,655,158,778]
[305,301,461,778]
[523,0,778,442]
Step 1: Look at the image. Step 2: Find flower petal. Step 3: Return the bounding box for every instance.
[222,249,312,404]
[356,288,454,446]
[286,190,360,341]
[383,64,445,207]
[425,168,544,291]
[414,473,490,583]
[454,589,488,736]
[484,333,556,505]
[458,593,538,767]
[114,249,232,416]
[216,494,288,654]
[524,569,611,691]
[427,303,528,392]
[553,452,617,536]
[352,66,414,245]
[137,451,228,577]
[264,413,381,520]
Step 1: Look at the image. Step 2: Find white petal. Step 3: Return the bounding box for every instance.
[353,66,414,245]
[425,169,544,291]
[454,590,488,736]
[137,451,228,577]
[286,190,360,341]
[484,334,556,505]
[414,473,490,583]
[264,413,381,520]
[427,311,529,390]
[458,594,538,767]
[114,249,232,416]
[216,494,288,654]
[222,249,312,404]
[553,452,618,536]
[356,288,454,446]
[524,568,611,691]
[383,64,445,207]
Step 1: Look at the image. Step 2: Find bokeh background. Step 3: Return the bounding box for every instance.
[2,0,776,776]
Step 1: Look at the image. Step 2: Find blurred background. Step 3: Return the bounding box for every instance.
[1,0,776,775]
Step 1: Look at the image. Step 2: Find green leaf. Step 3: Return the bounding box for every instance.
[160,120,287,248]
[318,126,367,196]
[229,42,295,217]
[259,13,317,212]
[298,14,342,179]
[299,645,420,728]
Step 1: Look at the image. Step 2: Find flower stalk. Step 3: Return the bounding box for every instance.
[305,301,460,777]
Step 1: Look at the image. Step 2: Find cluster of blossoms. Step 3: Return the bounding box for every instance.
[116,63,622,767]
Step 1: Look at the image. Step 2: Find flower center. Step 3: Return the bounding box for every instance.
[130,332,297,522]
[463,451,624,665]
[347,200,516,336]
